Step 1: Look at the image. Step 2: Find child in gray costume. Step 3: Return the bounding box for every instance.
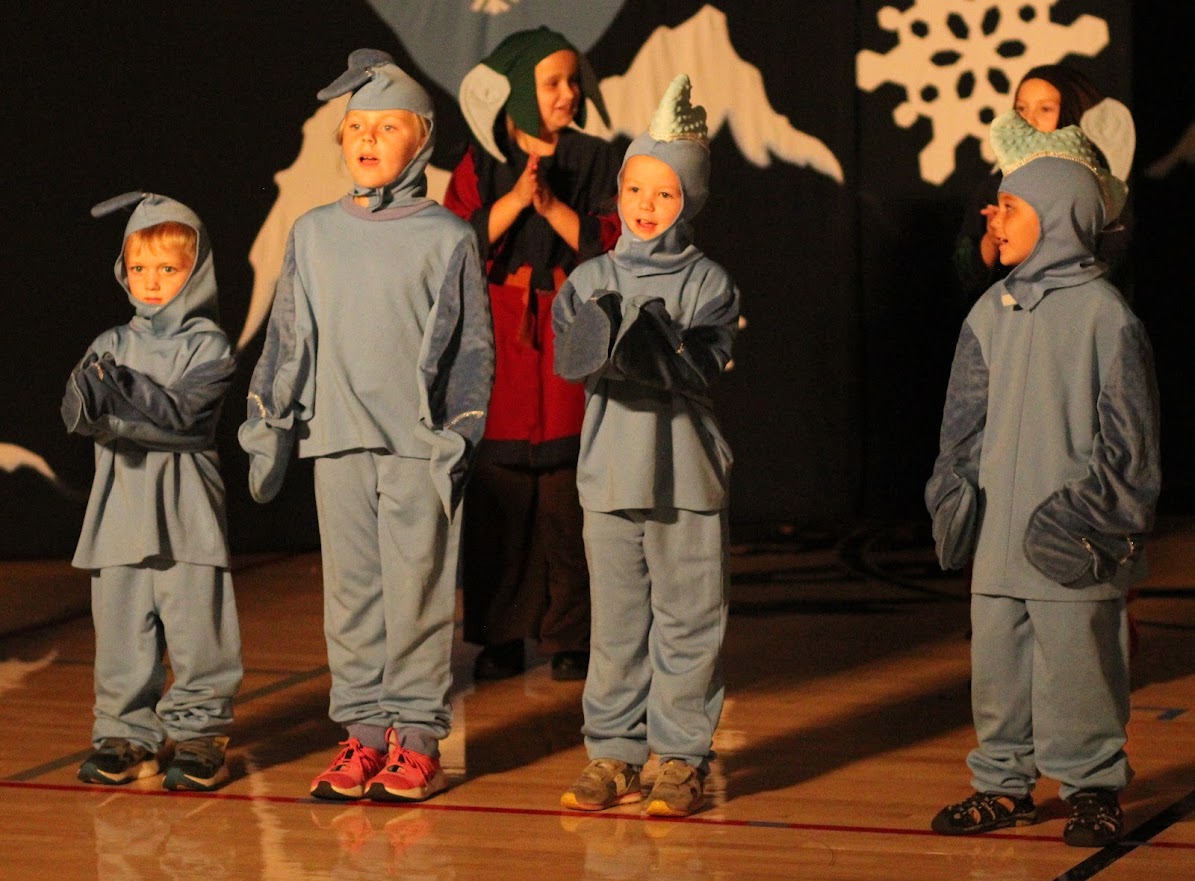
[64,191,243,792]
[926,110,1159,847]
[553,75,738,818]
[239,50,493,803]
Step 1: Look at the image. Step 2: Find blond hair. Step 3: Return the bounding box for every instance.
[335,109,429,145]
[124,221,197,263]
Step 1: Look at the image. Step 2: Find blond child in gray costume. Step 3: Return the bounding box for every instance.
[240,50,493,802]
[64,191,242,792]
[553,75,739,818]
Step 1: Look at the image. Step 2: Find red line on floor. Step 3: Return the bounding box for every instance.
[3,779,1193,850]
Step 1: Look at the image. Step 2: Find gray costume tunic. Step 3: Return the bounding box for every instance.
[240,70,493,746]
[553,130,738,769]
[62,193,242,748]
[926,156,1160,797]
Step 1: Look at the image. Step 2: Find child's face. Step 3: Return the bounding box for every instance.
[1014,78,1062,132]
[534,49,581,137]
[619,154,683,240]
[990,193,1040,266]
[124,239,194,306]
[340,108,425,190]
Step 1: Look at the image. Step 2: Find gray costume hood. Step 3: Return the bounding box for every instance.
[990,109,1128,311]
[318,49,436,212]
[92,191,219,336]
[612,75,709,277]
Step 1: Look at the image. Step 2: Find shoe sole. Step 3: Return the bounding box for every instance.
[644,796,700,818]
[310,779,366,800]
[163,764,230,792]
[366,770,448,803]
[1064,830,1122,848]
[560,790,643,811]
[77,759,160,786]
[931,813,1037,835]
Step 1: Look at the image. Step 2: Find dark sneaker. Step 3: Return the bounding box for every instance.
[163,735,231,792]
[365,728,447,802]
[550,651,589,681]
[561,758,642,811]
[931,791,1037,834]
[78,738,160,785]
[473,641,525,681]
[645,759,706,817]
[1064,789,1123,847]
[310,737,386,800]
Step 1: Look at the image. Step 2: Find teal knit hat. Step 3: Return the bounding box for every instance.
[458,26,610,161]
[990,109,1128,223]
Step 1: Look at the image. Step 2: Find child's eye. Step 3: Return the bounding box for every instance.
[162,266,177,274]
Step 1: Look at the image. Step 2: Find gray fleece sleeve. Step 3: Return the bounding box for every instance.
[419,234,495,520]
[63,336,234,452]
[609,281,739,398]
[925,322,988,570]
[1023,320,1161,587]
[238,232,310,502]
[553,281,623,382]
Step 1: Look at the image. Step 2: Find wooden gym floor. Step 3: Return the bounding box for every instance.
[1,519,1193,880]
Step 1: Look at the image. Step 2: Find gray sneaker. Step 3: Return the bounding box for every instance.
[561,758,642,811]
[163,735,231,792]
[77,738,160,785]
[645,759,705,817]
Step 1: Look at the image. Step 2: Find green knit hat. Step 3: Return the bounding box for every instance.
[990,109,1128,223]
[458,26,610,161]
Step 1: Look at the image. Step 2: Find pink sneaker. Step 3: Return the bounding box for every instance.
[365,728,447,802]
[310,737,386,800]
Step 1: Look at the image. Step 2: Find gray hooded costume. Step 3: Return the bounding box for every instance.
[62,192,241,749]
[925,112,1159,799]
[926,112,1156,598]
[65,193,236,568]
[552,76,737,770]
[239,52,493,752]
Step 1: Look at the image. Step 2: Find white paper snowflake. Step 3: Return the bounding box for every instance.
[471,0,520,14]
[857,0,1108,184]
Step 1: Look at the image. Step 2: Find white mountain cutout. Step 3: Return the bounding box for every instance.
[239,3,843,348]
[1,443,61,486]
[580,6,843,181]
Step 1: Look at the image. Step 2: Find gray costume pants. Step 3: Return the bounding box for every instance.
[580,507,728,769]
[91,560,242,749]
[968,594,1132,799]
[314,451,458,744]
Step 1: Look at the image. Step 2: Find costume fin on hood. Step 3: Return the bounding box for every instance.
[611,74,709,278]
[318,49,436,212]
[92,191,220,335]
[458,26,610,162]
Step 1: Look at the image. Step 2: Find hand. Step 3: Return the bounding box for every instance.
[531,176,558,217]
[979,204,1000,269]
[511,154,539,209]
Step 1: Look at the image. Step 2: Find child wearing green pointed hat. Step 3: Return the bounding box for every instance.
[926,109,1159,847]
[552,75,739,818]
[445,27,623,684]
